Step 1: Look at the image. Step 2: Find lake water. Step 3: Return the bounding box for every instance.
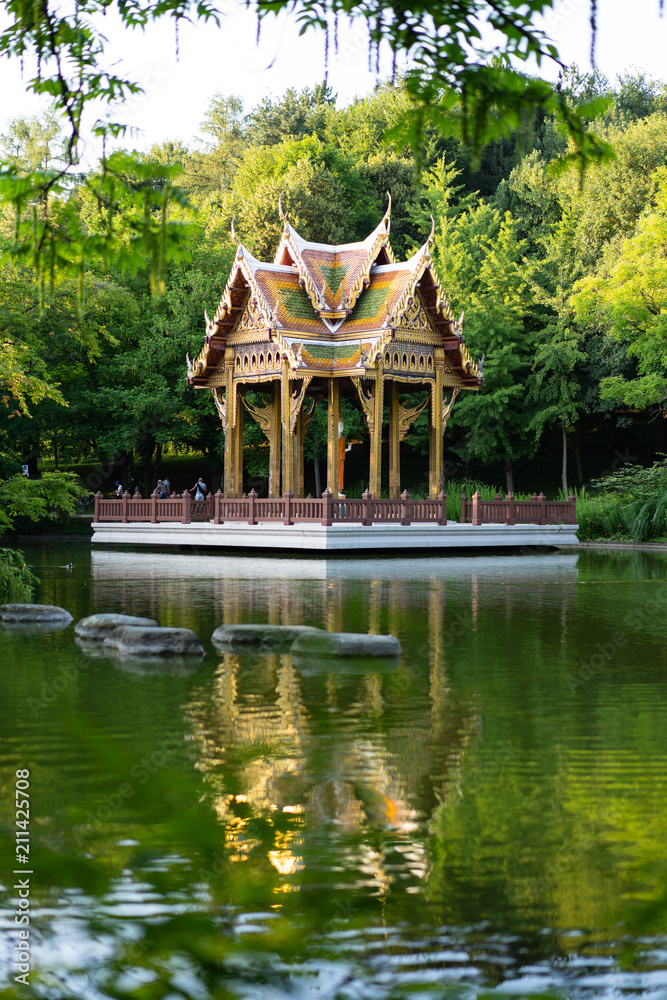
[1,541,666,999]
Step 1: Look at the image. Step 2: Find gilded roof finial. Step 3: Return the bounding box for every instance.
[278,194,289,230]
[231,216,242,253]
[382,191,392,235]
[427,215,435,246]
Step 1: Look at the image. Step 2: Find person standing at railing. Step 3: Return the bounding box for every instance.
[114,481,123,498]
[190,478,207,500]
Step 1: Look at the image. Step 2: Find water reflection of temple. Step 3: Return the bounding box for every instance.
[183,583,485,894]
[90,550,579,893]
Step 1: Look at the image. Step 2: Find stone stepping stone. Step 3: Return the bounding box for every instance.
[291,631,401,659]
[112,655,203,676]
[75,613,158,640]
[0,603,72,624]
[104,626,204,658]
[211,623,320,652]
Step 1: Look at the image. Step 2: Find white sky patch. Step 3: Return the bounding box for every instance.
[0,0,666,157]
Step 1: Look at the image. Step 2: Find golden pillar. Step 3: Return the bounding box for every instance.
[388,380,400,499]
[281,358,296,495]
[369,361,384,498]
[327,377,341,497]
[231,387,244,497]
[296,408,306,497]
[269,382,281,498]
[429,348,445,498]
[223,349,235,497]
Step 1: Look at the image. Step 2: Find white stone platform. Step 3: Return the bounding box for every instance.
[91,520,578,552]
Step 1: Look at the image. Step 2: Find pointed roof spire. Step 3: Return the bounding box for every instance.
[428,215,435,246]
[278,194,289,232]
[231,216,243,255]
[382,191,392,235]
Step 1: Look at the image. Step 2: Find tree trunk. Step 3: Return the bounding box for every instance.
[153,442,163,487]
[54,439,59,470]
[574,419,584,485]
[22,435,40,478]
[561,417,568,495]
[505,454,514,494]
[140,441,155,495]
[314,457,321,498]
[656,409,667,455]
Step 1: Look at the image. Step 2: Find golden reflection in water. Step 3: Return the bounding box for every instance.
[182,575,483,897]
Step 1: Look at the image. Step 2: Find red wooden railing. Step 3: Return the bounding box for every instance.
[459,492,577,526]
[94,489,576,527]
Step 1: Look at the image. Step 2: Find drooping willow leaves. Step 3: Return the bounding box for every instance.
[0,0,613,295]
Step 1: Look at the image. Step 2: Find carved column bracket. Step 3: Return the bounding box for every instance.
[242,394,273,441]
[398,392,430,441]
[442,386,460,429]
[289,376,313,434]
[352,376,375,434]
[211,387,227,430]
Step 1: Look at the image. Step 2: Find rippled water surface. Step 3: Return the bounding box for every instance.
[1,541,666,999]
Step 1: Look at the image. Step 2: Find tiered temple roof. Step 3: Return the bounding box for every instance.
[187,203,482,389]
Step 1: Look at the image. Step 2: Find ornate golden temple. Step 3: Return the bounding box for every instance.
[187,199,482,498]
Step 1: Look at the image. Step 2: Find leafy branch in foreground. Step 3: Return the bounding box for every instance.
[0,471,88,533]
[0,547,39,602]
[0,0,614,289]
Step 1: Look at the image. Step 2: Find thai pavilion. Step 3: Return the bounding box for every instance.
[187,200,482,499]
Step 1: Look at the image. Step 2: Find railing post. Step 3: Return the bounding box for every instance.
[214,489,223,524]
[506,492,515,525]
[181,488,191,525]
[401,489,411,526]
[568,493,576,524]
[472,491,482,526]
[529,493,538,524]
[460,492,468,524]
[206,491,214,521]
[538,492,547,525]
[150,489,158,524]
[93,491,102,523]
[362,489,373,526]
[437,492,447,525]
[321,488,333,526]
[283,488,293,526]
[248,488,257,525]
[121,490,130,523]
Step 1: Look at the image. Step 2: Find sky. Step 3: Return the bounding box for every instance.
[1,0,667,157]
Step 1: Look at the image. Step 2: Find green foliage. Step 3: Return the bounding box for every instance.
[577,459,667,541]
[0,546,39,601]
[574,164,667,411]
[0,471,87,532]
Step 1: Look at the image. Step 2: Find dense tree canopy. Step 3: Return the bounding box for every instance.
[1,69,666,499]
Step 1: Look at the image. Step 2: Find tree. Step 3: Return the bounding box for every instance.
[432,188,538,492]
[247,85,335,146]
[526,210,587,493]
[574,166,667,424]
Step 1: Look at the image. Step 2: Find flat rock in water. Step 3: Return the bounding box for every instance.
[75,613,158,640]
[211,623,320,651]
[291,631,401,659]
[105,626,204,658]
[110,654,203,676]
[0,603,72,624]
